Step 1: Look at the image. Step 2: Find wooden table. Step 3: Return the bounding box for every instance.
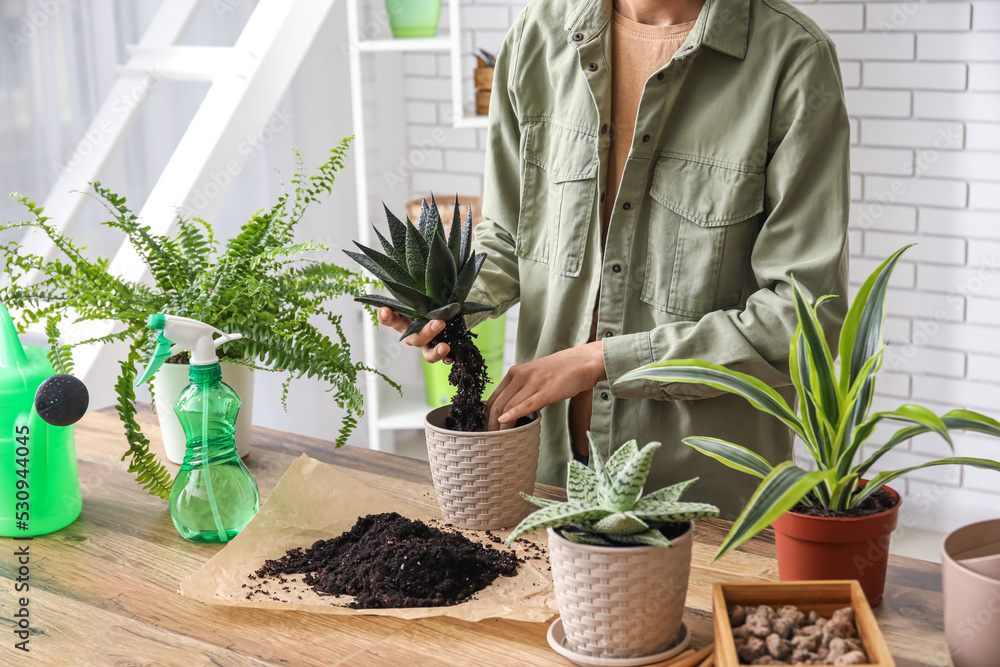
[0,408,951,666]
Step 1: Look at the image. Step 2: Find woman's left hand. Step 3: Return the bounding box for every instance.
[485,341,607,431]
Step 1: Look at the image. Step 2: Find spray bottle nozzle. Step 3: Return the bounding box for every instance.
[135,314,243,387]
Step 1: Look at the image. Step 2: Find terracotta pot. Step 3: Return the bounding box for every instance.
[942,518,1000,667]
[548,525,693,659]
[151,361,254,464]
[771,484,900,606]
[423,405,540,530]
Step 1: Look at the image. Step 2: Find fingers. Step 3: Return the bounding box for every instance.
[422,343,451,363]
[497,386,542,430]
[378,308,448,349]
[408,319,446,348]
[377,307,409,334]
[486,368,524,431]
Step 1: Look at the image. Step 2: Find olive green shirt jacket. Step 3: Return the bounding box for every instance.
[467,0,850,518]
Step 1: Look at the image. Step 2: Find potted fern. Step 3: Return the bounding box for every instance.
[1,141,380,500]
[347,196,542,530]
[504,434,719,661]
[619,245,1000,605]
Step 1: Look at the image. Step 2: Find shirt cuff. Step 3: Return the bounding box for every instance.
[603,331,663,400]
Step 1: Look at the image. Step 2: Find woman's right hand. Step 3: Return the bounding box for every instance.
[378,308,452,363]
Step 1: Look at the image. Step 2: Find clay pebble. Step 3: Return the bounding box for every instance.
[728,604,869,665]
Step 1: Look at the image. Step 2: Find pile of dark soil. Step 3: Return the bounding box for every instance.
[791,488,897,518]
[255,512,519,609]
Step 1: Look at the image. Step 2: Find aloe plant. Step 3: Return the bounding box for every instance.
[346,196,494,431]
[504,434,719,547]
[618,245,1000,560]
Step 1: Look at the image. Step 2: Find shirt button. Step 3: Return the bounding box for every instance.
[604,331,614,338]
[612,264,622,273]
[601,124,608,135]
[642,134,650,143]
[600,192,606,203]
[622,202,631,210]
[601,392,610,401]
[588,62,598,72]
[657,72,664,81]
[573,33,584,41]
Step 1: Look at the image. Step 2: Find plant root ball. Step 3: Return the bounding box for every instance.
[34,374,89,427]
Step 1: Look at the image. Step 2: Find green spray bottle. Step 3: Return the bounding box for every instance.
[136,314,259,543]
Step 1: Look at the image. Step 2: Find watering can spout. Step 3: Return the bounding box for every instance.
[0,303,27,369]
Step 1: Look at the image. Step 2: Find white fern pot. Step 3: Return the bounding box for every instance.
[547,524,693,659]
[151,361,254,464]
[423,405,540,530]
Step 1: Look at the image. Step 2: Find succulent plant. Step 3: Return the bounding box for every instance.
[505,435,720,547]
[346,196,493,340]
[346,196,495,432]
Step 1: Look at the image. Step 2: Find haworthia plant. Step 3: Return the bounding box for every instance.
[505,434,719,548]
[345,196,492,340]
[618,245,1000,561]
[345,196,496,432]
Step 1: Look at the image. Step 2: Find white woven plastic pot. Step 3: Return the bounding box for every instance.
[151,361,254,464]
[423,405,540,530]
[547,524,693,659]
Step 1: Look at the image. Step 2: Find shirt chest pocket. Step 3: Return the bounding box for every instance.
[517,122,598,278]
[642,157,764,318]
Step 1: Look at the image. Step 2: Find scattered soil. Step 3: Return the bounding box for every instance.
[791,488,897,519]
[430,316,489,432]
[254,512,519,609]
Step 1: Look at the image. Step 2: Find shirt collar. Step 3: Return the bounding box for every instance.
[565,0,750,61]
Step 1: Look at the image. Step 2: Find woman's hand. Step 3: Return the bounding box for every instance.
[485,341,607,430]
[377,307,451,363]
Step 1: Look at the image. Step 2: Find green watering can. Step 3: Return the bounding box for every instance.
[0,303,88,536]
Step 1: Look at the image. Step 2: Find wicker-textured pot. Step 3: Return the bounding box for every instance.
[547,524,693,659]
[424,405,540,530]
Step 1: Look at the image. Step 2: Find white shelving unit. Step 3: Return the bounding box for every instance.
[345,0,492,451]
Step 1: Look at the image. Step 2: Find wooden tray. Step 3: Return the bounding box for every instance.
[712,580,895,667]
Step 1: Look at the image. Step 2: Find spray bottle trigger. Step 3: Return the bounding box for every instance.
[135,331,174,387]
[214,333,243,351]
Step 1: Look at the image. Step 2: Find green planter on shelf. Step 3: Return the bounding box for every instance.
[385,0,442,38]
[423,315,505,408]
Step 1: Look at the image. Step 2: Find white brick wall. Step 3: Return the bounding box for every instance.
[400,0,1000,533]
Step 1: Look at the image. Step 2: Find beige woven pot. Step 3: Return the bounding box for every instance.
[424,405,540,530]
[547,524,693,659]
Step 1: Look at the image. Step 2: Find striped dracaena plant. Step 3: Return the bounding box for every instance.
[619,245,1000,561]
[504,435,719,547]
[345,196,494,432]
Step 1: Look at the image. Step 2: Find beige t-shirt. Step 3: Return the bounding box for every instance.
[569,11,696,456]
[602,11,695,232]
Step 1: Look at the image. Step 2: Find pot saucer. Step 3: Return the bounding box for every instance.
[546,617,691,667]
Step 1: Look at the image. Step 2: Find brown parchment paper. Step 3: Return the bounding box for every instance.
[179,454,557,622]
